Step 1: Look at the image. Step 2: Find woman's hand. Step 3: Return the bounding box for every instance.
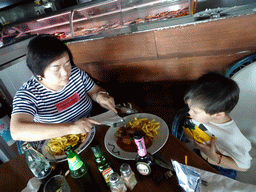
[72,117,101,133]
[87,84,117,113]
[96,92,117,113]
[194,138,219,163]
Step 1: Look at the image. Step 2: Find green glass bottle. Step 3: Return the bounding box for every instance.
[90,140,114,187]
[64,145,97,191]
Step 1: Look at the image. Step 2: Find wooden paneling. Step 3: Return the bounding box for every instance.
[68,31,158,64]
[77,52,251,82]
[154,14,256,57]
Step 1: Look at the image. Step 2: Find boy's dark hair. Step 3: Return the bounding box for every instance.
[26,35,74,78]
[184,72,240,115]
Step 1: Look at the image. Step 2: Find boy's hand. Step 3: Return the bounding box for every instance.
[194,138,219,163]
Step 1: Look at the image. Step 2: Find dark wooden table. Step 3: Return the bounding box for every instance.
[0,111,218,192]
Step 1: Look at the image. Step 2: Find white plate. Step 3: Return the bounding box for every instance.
[104,113,169,160]
[38,126,96,162]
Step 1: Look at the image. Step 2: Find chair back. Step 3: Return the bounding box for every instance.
[225,53,256,185]
[171,106,189,142]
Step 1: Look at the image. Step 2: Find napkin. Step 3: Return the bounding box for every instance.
[21,177,42,192]
[89,110,121,124]
[191,166,256,192]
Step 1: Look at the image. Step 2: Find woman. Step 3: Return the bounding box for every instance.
[10,35,117,150]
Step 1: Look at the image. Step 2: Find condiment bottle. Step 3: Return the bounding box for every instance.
[109,172,127,192]
[22,142,52,184]
[120,163,137,190]
[64,145,100,192]
[133,131,155,176]
[90,140,114,187]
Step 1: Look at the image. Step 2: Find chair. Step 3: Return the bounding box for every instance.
[225,53,256,78]
[170,106,189,143]
[225,53,256,185]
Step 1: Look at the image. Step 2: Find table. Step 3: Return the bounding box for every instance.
[0,112,218,192]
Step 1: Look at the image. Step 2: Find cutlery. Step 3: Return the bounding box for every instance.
[101,115,125,128]
[101,121,124,128]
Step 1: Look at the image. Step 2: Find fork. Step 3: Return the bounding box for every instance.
[101,121,124,128]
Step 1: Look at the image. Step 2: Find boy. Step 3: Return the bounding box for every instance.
[183,72,252,179]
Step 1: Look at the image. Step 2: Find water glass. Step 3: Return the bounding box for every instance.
[43,175,71,192]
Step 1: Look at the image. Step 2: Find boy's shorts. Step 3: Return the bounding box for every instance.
[212,164,237,180]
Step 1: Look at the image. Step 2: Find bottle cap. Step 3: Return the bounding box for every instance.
[64,145,72,153]
[109,172,120,184]
[120,163,131,177]
[21,142,31,151]
[133,131,144,140]
[90,140,103,157]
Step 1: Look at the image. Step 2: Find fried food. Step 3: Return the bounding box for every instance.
[46,133,88,156]
[115,117,160,152]
[127,117,160,138]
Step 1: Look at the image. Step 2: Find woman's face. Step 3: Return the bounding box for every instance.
[41,52,72,91]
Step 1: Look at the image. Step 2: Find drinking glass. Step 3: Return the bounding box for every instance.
[43,175,71,192]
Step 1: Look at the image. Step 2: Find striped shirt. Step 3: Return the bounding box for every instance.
[12,67,95,123]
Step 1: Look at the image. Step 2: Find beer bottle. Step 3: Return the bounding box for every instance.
[22,142,52,184]
[133,131,155,176]
[64,145,98,191]
[90,140,114,187]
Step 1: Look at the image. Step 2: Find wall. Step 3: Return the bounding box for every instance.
[67,13,256,123]
[0,57,33,103]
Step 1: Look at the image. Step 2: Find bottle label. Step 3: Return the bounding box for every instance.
[68,156,83,170]
[136,162,151,175]
[102,167,114,184]
[134,137,147,156]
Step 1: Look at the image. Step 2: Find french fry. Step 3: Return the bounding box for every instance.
[126,117,160,138]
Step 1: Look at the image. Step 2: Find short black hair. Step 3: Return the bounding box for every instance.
[26,35,74,78]
[184,72,240,115]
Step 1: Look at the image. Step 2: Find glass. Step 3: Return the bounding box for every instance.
[120,163,137,190]
[37,143,63,176]
[22,142,52,183]
[43,175,71,192]
[109,172,127,192]
[2,10,71,43]
[72,0,122,37]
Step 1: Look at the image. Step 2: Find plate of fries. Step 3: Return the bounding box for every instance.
[104,113,169,160]
[38,127,96,162]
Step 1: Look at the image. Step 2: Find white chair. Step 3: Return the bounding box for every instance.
[226,54,256,185]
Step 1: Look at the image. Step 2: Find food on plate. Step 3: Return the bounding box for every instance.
[71,7,189,37]
[46,133,88,156]
[115,117,160,152]
[53,32,66,39]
